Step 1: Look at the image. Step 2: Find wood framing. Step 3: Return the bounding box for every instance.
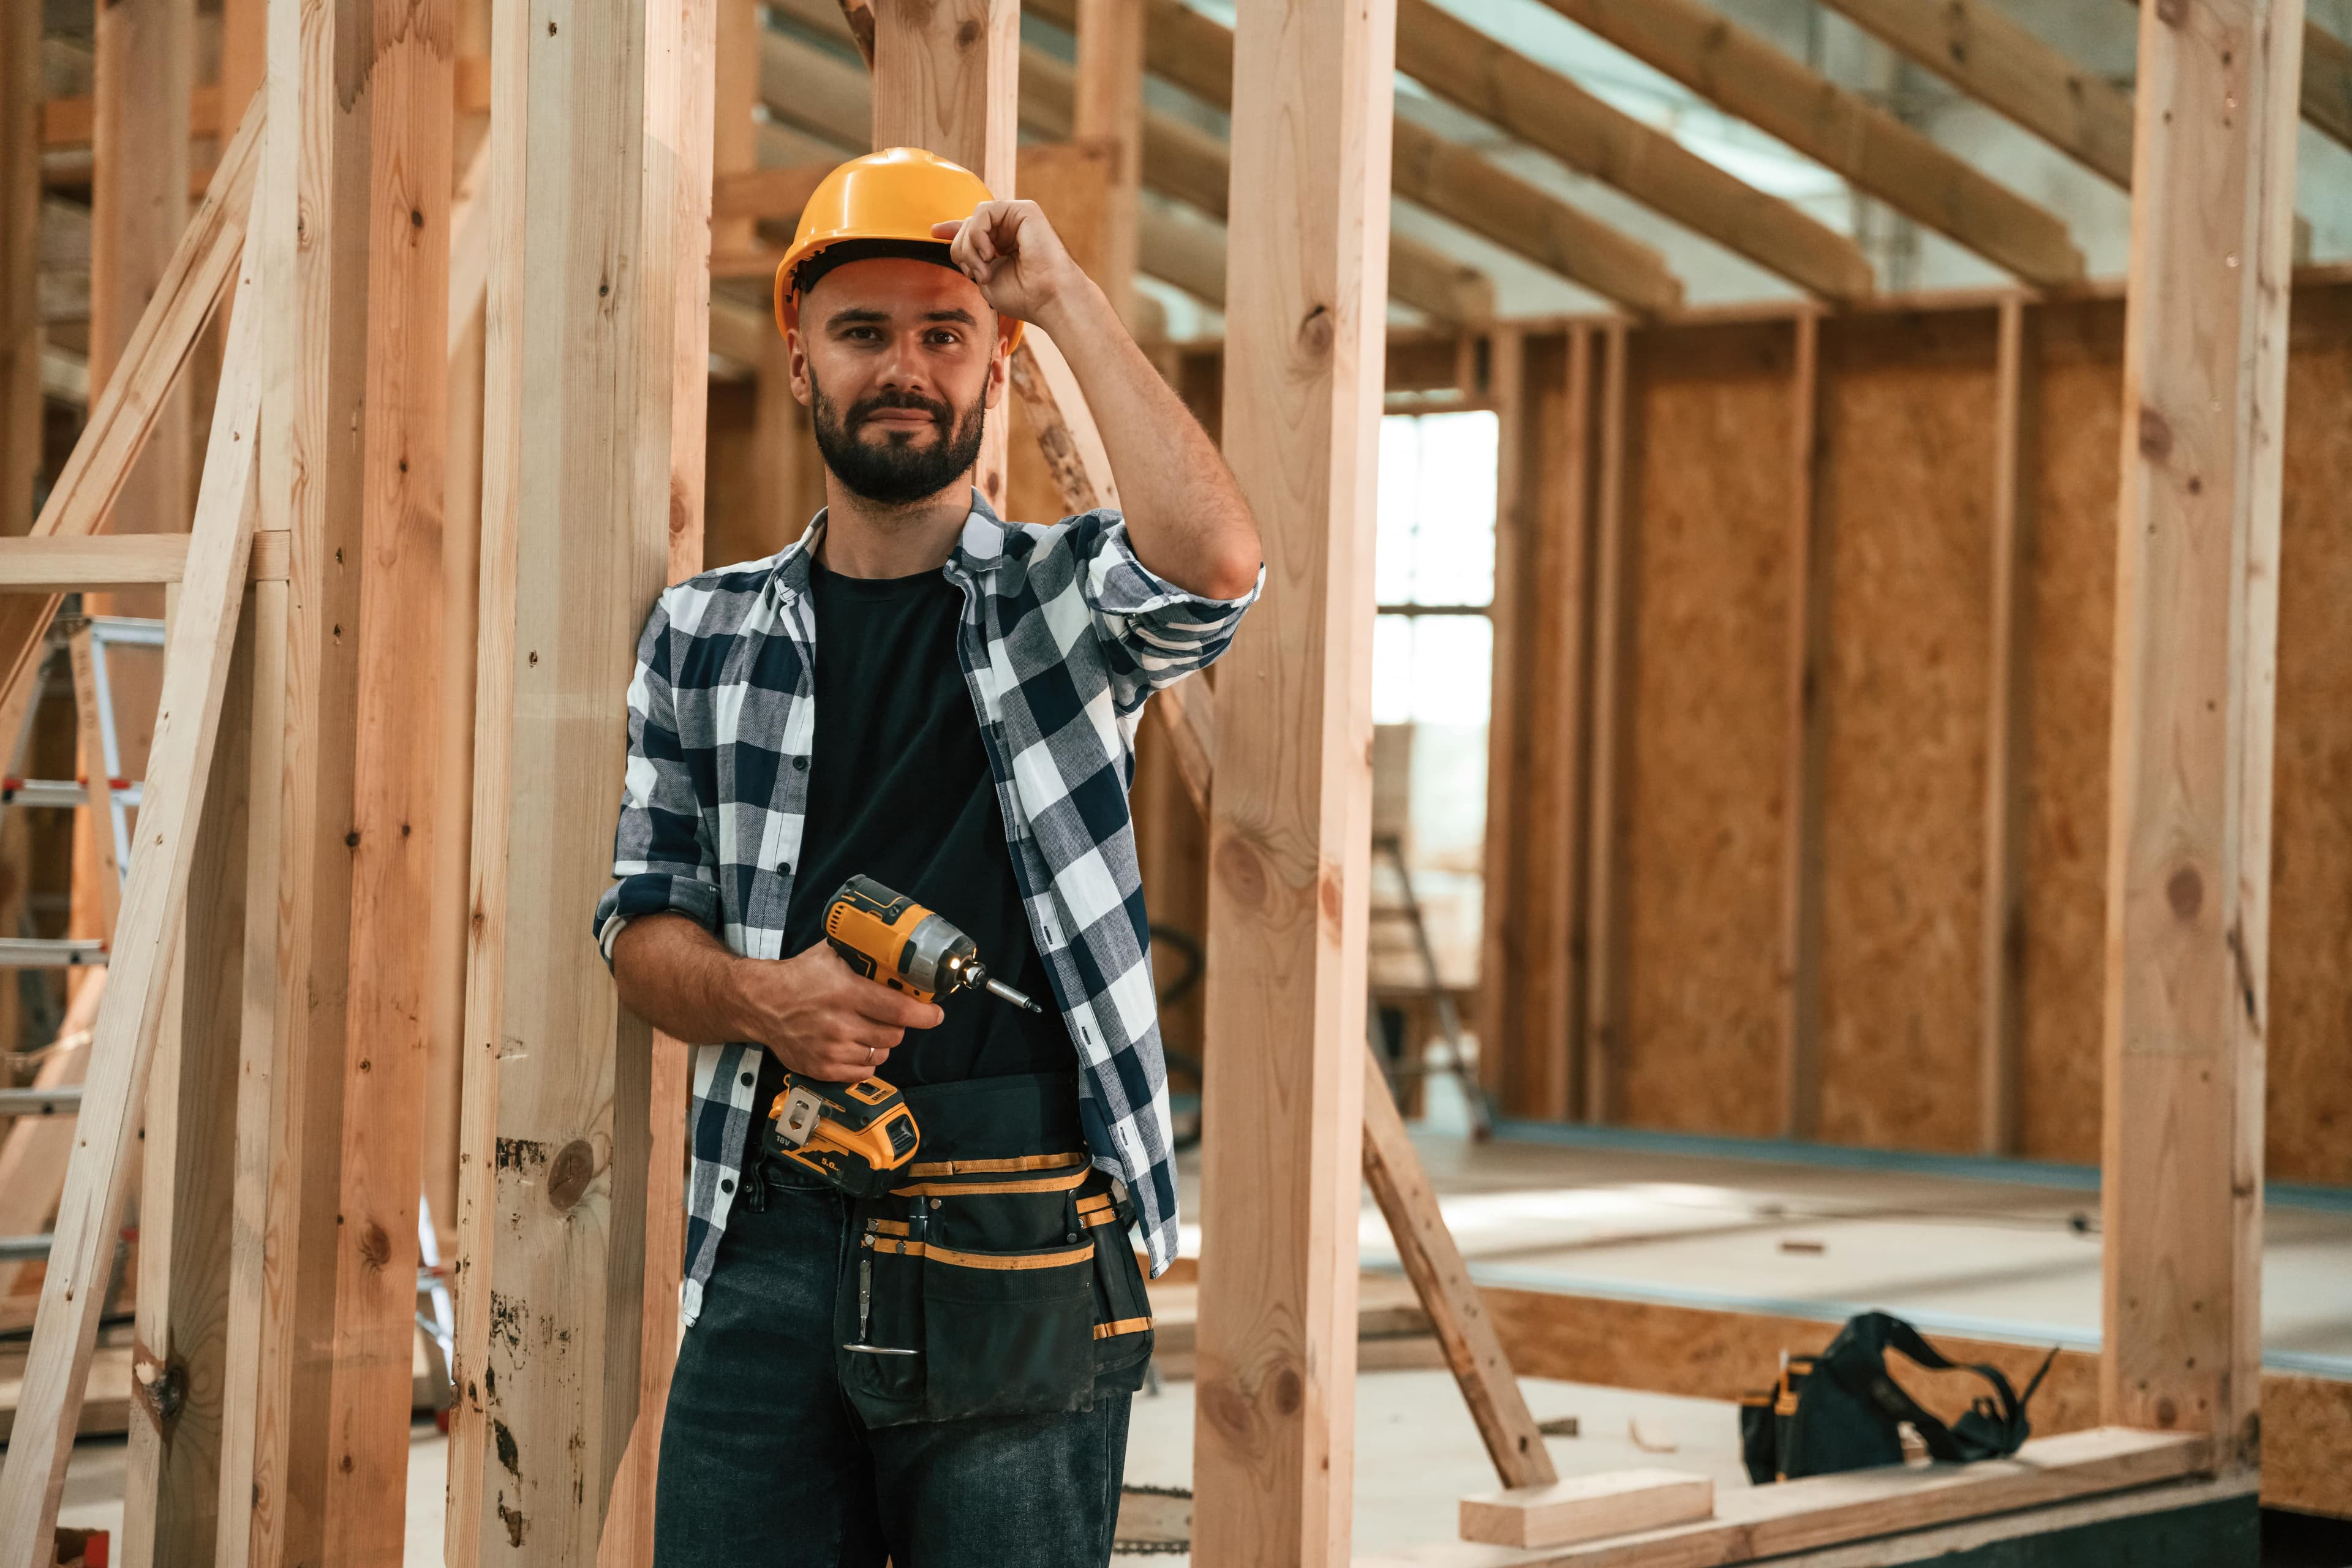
[1,0,34,534]
[1393,0,1873,301]
[1817,0,2136,187]
[1190,0,1392,1553]
[448,0,715,1556]
[1978,296,2035,1155]
[0,237,262,1568]
[1779,311,1829,1141]
[1074,0,1145,329]
[1528,0,2086,287]
[2301,15,2352,146]
[1579,325,1630,1125]
[2100,0,2303,1464]
[712,0,761,257]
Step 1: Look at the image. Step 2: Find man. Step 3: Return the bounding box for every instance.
[594,147,1261,1566]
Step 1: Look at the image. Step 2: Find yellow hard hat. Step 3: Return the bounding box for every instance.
[773,146,1022,352]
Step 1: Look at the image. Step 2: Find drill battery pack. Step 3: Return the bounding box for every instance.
[766,1072,921,1198]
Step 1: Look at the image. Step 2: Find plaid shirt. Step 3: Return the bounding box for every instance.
[593,495,1257,1326]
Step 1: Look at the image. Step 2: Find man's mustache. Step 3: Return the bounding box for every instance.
[848,391,954,431]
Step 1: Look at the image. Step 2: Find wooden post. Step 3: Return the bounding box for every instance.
[1074,0,1144,328]
[1,0,35,533]
[1580,323,1630,1125]
[870,0,1019,513]
[1779,310,1829,1142]
[449,0,715,1556]
[713,0,762,257]
[1979,295,2036,1155]
[2101,0,2302,1468]
[1191,0,1392,1553]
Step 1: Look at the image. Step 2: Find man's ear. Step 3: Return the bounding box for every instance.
[984,318,1017,410]
[788,328,813,408]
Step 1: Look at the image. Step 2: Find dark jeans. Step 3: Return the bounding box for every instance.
[652,1163,1133,1567]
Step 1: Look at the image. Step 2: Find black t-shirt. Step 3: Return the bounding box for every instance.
[745,560,1071,1161]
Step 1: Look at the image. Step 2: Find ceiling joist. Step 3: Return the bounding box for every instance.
[1395,0,1873,301]
[1528,0,2086,287]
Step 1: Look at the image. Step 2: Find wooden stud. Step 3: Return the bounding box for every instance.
[1394,0,1873,302]
[1190,0,1392,1551]
[447,0,715,1556]
[713,0,763,257]
[1526,0,2086,288]
[317,0,456,1553]
[1779,311,1829,1142]
[1362,1052,1555,1489]
[1580,324,1631,1125]
[1458,1470,1712,1551]
[1,0,34,535]
[1979,296,2035,1155]
[870,0,1018,514]
[1476,337,1523,1110]
[2100,0,2303,1468]
[118,592,252,1568]
[64,625,122,941]
[0,236,262,1568]
[1074,0,1145,330]
[1817,0,2136,187]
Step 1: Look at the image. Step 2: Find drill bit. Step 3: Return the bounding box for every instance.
[984,976,1044,1012]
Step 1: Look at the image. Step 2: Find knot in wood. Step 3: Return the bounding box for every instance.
[1213,832,1267,913]
[2166,864,2203,919]
[1271,1364,1304,1415]
[1297,303,1335,360]
[2136,405,2174,461]
[358,1220,393,1270]
[546,1138,598,1211]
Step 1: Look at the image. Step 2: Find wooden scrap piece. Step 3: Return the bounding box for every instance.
[1460,1469,1713,1550]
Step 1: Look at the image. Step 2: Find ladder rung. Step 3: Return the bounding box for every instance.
[0,1235,53,1263]
[0,777,142,809]
[0,937,108,968]
[0,1087,80,1117]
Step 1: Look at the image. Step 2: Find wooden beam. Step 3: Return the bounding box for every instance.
[40,60,494,154]
[1,0,34,535]
[1394,0,1872,301]
[1074,0,1145,329]
[64,625,122,939]
[1360,1428,2207,1567]
[2100,0,2302,1467]
[1458,1471,1712,1551]
[1979,295,2035,1155]
[714,0,762,256]
[448,0,714,1555]
[1361,1050,1554,1489]
[0,104,260,710]
[0,531,290,589]
[1579,325,1630,1125]
[869,0,1017,511]
[1385,237,1496,330]
[0,236,261,1568]
[317,0,456,1554]
[1816,0,2136,188]
[1191,0,1392,1550]
[1779,311,1828,1142]
[1525,0,2086,287]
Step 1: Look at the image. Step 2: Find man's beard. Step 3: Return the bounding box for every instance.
[809,371,987,507]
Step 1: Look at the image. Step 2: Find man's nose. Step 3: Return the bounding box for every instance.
[873,333,933,394]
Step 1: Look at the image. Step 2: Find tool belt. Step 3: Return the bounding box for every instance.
[816,1071,1156,1429]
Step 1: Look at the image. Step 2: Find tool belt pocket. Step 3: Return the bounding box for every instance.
[837,1156,1154,1428]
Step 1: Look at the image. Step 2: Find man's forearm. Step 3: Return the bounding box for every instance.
[1034,279,1261,600]
[610,913,753,1046]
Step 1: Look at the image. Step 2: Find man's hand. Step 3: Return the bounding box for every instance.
[933,201,1091,331]
[739,941,944,1082]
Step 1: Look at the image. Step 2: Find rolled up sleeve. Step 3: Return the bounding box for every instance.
[1074,510,1263,715]
[593,593,721,962]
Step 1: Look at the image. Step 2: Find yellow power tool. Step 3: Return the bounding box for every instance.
[763,875,1045,1196]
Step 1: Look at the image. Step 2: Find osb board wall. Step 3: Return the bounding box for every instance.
[1814,312,1997,1153]
[1615,321,1793,1137]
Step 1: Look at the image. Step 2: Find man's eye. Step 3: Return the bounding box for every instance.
[928,330,961,346]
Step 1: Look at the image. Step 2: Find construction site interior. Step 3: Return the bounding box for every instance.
[0,0,2347,1561]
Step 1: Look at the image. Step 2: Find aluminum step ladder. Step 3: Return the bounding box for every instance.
[1368,831,1494,1140]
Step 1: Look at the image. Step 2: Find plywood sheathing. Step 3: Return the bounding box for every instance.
[1814,310,1997,1155]
[1616,322,1791,1140]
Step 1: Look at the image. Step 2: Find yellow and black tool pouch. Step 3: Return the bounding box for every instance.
[832,1072,1155,1429]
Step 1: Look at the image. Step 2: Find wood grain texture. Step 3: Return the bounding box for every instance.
[65,626,123,940]
[1523,0,2086,287]
[1815,0,2136,187]
[1616,324,1792,1139]
[1393,0,1870,302]
[1072,0,1144,328]
[2263,285,2352,1185]
[2099,0,2303,1461]
[0,241,260,1568]
[118,597,251,1568]
[1778,313,1827,1142]
[0,0,34,536]
[1580,326,1629,1125]
[1191,0,1393,1551]
[1361,1050,1555,1490]
[712,0,761,256]
[1458,1471,1712,1551]
[1812,311,1997,1156]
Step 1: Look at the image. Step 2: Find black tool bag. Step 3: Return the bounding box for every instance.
[831,1072,1155,1430]
[1738,1311,2057,1483]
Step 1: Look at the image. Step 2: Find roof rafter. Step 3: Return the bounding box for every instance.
[1395,0,1873,300]
[1528,0,2086,287]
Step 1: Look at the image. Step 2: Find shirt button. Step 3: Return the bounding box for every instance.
[720,1178,734,1194]
[740,1072,754,1088]
[778,861,792,877]
[793,756,809,772]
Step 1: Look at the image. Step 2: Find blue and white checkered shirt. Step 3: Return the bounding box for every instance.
[593,494,1257,1326]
